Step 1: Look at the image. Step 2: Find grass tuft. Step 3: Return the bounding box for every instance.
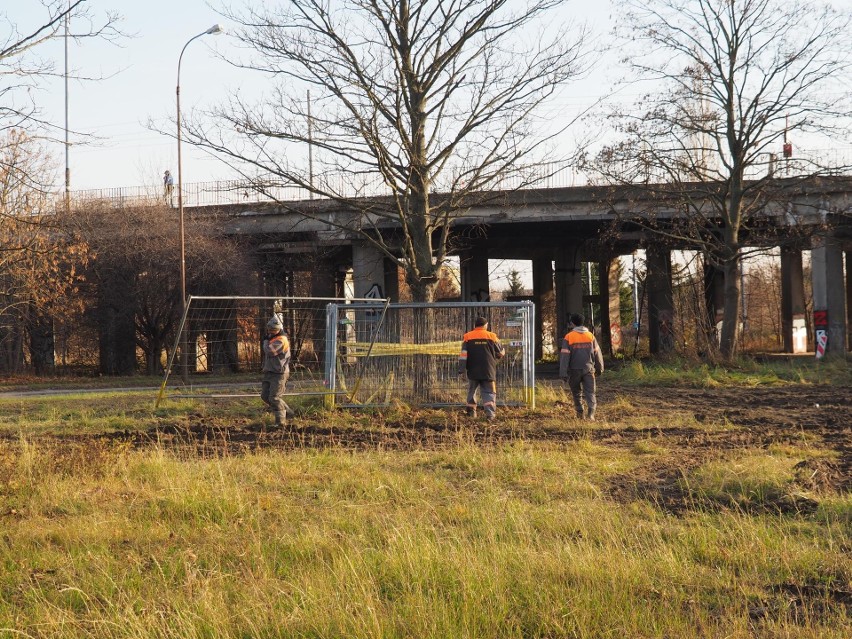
[682,453,819,514]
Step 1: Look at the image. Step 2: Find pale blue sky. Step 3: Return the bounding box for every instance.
[11,0,615,191]
[9,0,850,293]
[22,1,240,190]
[15,0,852,194]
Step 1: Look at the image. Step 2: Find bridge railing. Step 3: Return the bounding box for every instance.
[67,180,314,208]
[63,164,592,210]
[590,148,852,185]
[65,149,852,209]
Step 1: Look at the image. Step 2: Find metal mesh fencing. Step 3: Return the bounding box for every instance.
[327,302,535,409]
[157,295,385,406]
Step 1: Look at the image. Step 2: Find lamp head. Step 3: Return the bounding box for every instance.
[206,24,225,35]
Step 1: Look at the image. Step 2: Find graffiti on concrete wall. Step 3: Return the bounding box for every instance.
[814,310,828,359]
[365,283,383,319]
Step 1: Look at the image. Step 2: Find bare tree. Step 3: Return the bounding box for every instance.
[186,0,590,304]
[64,203,255,375]
[0,130,86,373]
[1,1,121,136]
[597,0,852,358]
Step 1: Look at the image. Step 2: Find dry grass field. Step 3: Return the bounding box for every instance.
[0,360,849,638]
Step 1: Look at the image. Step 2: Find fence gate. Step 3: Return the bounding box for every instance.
[325,301,535,409]
[156,295,384,407]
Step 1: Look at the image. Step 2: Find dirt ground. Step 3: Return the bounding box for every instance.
[85,381,849,500]
[591,382,852,516]
[9,379,848,510]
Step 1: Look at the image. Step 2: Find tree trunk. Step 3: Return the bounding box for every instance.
[719,242,741,360]
[144,338,164,376]
[28,307,55,375]
[0,324,25,374]
[719,177,744,360]
[409,279,438,400]
[97,273,137,375]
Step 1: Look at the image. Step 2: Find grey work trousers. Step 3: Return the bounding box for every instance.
[467,378,497,418]
[261,371,291,425]
[568,369,596,417]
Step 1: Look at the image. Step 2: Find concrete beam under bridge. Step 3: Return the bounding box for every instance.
[848,251,852,350]
[598,258,623,355]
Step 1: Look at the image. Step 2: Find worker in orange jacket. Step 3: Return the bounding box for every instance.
[261,314,292,427]
[559,313,604,420]
[458,316,505,421]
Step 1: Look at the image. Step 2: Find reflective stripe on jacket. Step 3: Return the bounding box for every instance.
[262,333,291,374]
[458,327,505,381]
[558,327,604,377]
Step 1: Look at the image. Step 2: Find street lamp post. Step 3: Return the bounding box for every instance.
[176,23,223,379]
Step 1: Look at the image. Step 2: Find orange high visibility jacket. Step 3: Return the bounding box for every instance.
[262,332,291,374]
[458,326,505,381]
[558,327,604,377]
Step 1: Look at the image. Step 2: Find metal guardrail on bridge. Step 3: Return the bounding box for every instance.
[65,149,852,209]
[61,164,595,208]
[68,181,312,208]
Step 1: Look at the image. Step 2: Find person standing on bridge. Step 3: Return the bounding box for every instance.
[458,316,505,421]
[163,170,175,206]
[261,314,293,428]
[559,313,604,420]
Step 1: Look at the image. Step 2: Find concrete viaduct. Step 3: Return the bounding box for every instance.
[190,177,852,359]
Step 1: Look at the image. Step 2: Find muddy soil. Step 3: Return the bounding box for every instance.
[10,381,849,504]
[78,381,847,495]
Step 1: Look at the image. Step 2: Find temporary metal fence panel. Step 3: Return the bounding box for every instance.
[157,295,386,406]
[325,301,535,409]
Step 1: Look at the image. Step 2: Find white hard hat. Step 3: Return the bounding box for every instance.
[266,314,283,331]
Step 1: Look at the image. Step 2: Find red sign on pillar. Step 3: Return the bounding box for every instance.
[814,310,828,359]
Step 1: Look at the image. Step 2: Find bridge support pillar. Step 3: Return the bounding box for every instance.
[811,235,847,358]
[532,257,555,359]
[598,258,623,355]
[460,247,490,302]
[352,242,387,301]
[555,247,583,337]
[780,248,807,354]
[646,245,675,354]
[703,256,725,350]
